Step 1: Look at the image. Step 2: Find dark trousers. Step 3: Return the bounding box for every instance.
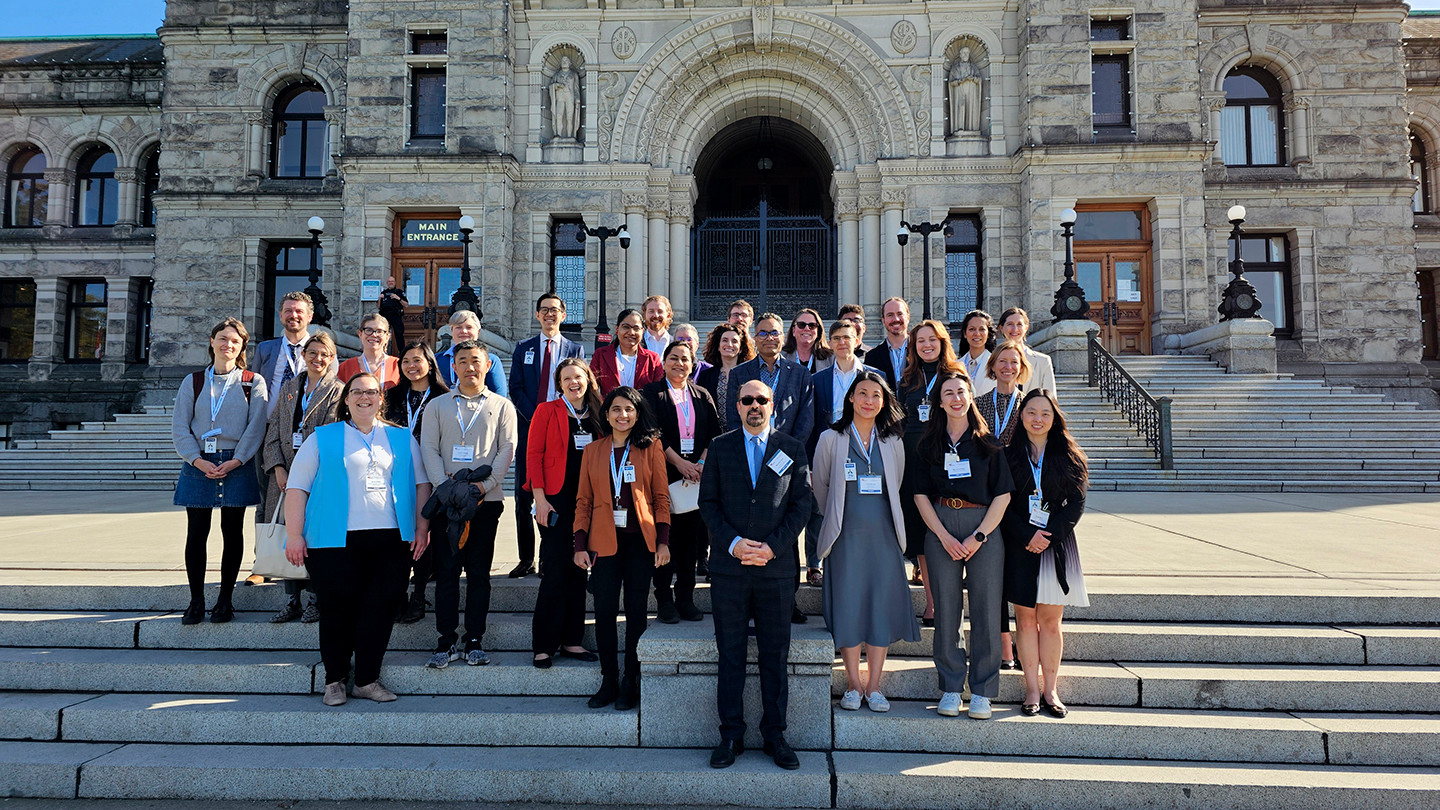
[653,509,702,606]
[305,529,410,687]
[432,501,503,651]
[513,432,536,565]
[184,507,246,603]
[408,540,435,593]
[712,572,793,744]
[589,530,653,679]
[532,508,588,655]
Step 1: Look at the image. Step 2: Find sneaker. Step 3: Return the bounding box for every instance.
[271,599,301,624]
[968,694,993,719]
[839,689,862,711]
[300,599,321,624]
[352,681,397,702]
[465,648,490,666]
[322,682,347,706]
[937,692,963,717]
[866,692,891,712]
[427,645,460,669]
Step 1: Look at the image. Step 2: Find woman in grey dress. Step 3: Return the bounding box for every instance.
[813,370,919,713]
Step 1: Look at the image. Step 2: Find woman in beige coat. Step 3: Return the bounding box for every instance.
[813,369,920,713]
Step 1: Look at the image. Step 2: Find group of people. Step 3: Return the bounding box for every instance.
[171,288,1091,770]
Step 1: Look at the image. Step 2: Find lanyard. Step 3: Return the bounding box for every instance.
[947,432,965,458]
[965,351,984,379]
[1028,447,1045,502]
[405,388,431,427]
[609,441,631,504]
[925,372,938,396]
[349,421,379,468]
[669,379,693,424]
[208,367,239,424]
[456,396,485,437]
[849,424,876,472]
[617,351,636,385]
[360,354,387,388]
[562,396,585,421]
[993,389,1018,437]
[832,364,857,413]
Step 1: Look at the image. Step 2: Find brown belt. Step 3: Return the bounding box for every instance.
[936,497,984,510]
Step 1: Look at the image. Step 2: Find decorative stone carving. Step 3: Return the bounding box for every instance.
[891,21,917,56]
[597,72,626,162]
[904,64,931,157]
[948,47,983,134]
[858,194,882,212]
[623,192,648,211]
[881,187,907,208]
[549,55,582,142]
[611,26,637,61]
[754,0,774,53]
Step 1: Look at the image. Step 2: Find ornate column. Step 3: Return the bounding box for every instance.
[323,106,343,176]
[1205,96,1226,166]
[860,192,882,310]
[42,168,73,229]
[647,193,669,302]
[880,188,905,312]
[1286,95,1311,166]
[624,193,648,308]
[246,110,267,177]
[837,196,860,309]
[668,194,692,320]
[114,167,140,227]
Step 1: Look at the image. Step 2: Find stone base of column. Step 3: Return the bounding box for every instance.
[1030,319,1098,376]
[1178,319,1277,375]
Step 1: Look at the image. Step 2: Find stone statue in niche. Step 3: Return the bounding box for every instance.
[948,46,983,134]
[549,56,582,142]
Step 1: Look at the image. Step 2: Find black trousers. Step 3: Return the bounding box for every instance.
[653,509,703,605]
[513,431,536,565]
[407,540,435,593]
[432,501,503,651]
[589,530,653,678]
[711,572,793,744]
[532,506,588,655]
[184,507,246,603]
[305,528,410,687]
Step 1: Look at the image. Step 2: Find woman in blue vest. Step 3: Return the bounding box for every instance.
[283,372,432,706]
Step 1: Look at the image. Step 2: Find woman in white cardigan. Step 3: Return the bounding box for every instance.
[813,370,921,713]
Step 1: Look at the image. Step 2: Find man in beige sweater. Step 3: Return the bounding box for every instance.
[419,340,518,668]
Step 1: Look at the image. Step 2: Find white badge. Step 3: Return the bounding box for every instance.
[525,350,535,365]
[622,463,636,483]
[858,474,883,495]
[844,461,858,481]
[203,437,218,454]
[613,509,629,528]
[766,450,794,476]
[365,467,386,491]
[833,409,844,424]
[451,445,475,463]
[917,404,931,422]
[1029,494,1050,528]
[680,438,695,455]
[291,431,304,449]
[947,457,972,479]
[573,433,592,449]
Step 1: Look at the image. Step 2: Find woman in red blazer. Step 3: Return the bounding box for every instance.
[526,358,604,669]
[590,309,663,396]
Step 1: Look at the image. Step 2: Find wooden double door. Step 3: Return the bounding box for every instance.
[392,257,463,347]
[1074,250,1152,355]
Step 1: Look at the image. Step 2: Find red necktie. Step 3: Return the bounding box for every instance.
[538,339,553,402]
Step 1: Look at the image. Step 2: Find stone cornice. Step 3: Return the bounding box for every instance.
[1017,141,1217,168]
[158,26,347,46]
[1198,4,1407,26]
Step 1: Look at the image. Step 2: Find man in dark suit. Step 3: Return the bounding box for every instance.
[863,297,911,393]
[699,379,812,771]
[507,292,585,577]
[725,312,814,447]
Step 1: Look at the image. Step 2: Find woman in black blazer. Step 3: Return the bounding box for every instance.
[643,340,722,623]
[1002,388,1089,719]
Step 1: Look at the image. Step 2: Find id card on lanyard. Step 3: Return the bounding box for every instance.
[203,368,238,453]
[610,442,633,528]
[917,374,938,422]
[993,389,1018,438]
[850,425,883,494]
[563,398,592,449]
[351,423,387,491]
[452,398,484,463]
[1028,449,1049,527]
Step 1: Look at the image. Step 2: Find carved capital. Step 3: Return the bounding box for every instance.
[623,192,648,212]
[881,187,907,209]
[859,194,882,213]
[648,194,670,217]
[1284,96,1311,113]
[669,195,693,221]
[1205,96,1228,113]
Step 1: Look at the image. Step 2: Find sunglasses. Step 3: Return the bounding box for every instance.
[793,322,818,330]
[739,395,771,406]
[755,330,782,338]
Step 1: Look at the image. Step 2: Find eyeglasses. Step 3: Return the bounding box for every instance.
[537,306,563,315]
[793,322,818,330]
[739,395,771,406]
[676,336,695,343]
[360,327,389,337]
[349,389,383,399]
[617,323,643,332]
[755,330,782,338]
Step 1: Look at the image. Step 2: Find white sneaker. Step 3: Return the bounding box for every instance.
[968,694,993,719]
[937,692,963,717]
[839,689,862,711]
[865,692,890,712]
[426,645,459,669]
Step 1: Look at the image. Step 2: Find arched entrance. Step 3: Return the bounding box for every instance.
[690,117,835,319]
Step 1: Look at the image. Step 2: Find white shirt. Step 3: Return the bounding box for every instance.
[643,330,672,356]
[288,423,426,531]
[267,334,309,415]
[534,335,558,403]
[964,349,996,397]
[830,358,861,421]
[729,423,774,557]
[616,349,637,388]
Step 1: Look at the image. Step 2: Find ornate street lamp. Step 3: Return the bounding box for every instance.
[448,214,480,317]
[1051,208,1091,320]
[578,220,631,349]
[898,218,952,321]
[1218,204,1263,321]
[304,216,332,327]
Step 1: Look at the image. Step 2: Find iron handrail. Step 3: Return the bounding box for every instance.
[1086,329,1174,470]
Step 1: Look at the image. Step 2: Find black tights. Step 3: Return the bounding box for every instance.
[185,507,246,604]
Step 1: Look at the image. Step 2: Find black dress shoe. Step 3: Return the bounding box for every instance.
[709,740,742,769]
[1020,702,1041,717]
[209,601,234,624]
[181,600,205,626]
[1041,697,1069,718]
[587,676,619,709]
[508,562,535,578]
[763,737,800,770]
[791,606,808,624]
[999,658,1019,671]
[695,559,710,579]
[557,648,599,662]
[533,655,553,669]
[657,601,680,624]
[400,592,427,624]
[615,675,639,711]
[676,601,704,622]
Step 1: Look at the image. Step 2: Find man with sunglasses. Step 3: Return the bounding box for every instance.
[700,380,812,771]
[724,313,814,447]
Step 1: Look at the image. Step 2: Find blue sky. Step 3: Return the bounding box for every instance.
[5,0,1440,37]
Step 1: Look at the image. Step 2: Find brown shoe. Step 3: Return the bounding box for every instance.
[322,682,347,706]
[244,574,266,586]
[352,681,397,702]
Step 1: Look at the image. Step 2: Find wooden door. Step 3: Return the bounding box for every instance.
[392,259,464,347]
[1075,250,1152,354]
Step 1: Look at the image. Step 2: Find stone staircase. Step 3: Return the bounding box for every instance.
[1,578,1438,805]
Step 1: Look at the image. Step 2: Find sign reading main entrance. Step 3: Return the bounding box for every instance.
[399,219,463,247]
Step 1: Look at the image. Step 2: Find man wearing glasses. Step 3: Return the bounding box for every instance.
[724,313,814,446]
[836,303,871,361]
[726,299,755,334]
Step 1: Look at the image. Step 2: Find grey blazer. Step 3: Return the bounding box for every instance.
[259,373,343,517]
[810,426,907,561]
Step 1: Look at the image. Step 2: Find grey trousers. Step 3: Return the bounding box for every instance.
[924,504,1003,698]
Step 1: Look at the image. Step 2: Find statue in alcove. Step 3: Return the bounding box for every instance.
[549,56,582,141]
[948,46,983,134]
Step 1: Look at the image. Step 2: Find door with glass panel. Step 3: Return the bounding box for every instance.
[392,260,463,347]
[1075,251,1152,354]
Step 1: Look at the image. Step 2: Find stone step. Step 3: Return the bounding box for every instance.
[1089,478,1440,493]
[830,751,1440,809]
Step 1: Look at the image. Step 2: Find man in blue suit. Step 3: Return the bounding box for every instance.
[252,291,316,417]
[725,312,814,448]
[436,310,508,397]
[507,292,586,577]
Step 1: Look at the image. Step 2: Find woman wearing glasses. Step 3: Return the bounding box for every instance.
[782,308,833,374]
[672,323,710,380]
[338,312,401,390]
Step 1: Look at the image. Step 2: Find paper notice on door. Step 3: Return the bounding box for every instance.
[1116,279,1143,302]
[407,283,423,302]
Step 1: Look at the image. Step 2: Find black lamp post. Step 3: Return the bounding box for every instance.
[304,216,332,327]
[897,218,952,321]
[448,214,480,317]
[578,220,631,349]
[1051,207,1091,320]
[1218,204,1263,321]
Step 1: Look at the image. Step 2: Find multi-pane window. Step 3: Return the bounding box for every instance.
[5,148,47,228]
[1230,234,1293,337]
[1413,133,1431,215]
[140,149,160,227]
[409,32,448,143]
[271,84,328,178]
[1090,20,1132,142]
[1221,68,1285,167]
[551,219,586,312]
[66,280,107,360]
[74,147,118,227]
[0,280,36,361]
[944,215,982,321]
[133,278,153,363]
[264,243,321,338]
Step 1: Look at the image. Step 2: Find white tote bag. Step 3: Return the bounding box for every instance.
[252,501,309,580]
[668,478,700,515]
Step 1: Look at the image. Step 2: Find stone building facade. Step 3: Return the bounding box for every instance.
[1,0,1436,438]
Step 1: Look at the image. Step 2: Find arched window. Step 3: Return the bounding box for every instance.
[5,148,47,228]
[1221,67,1285,167]
[270,84,328,178]
[74,147,118,226]
[140,149,160,227]
[1413,132,1431,214]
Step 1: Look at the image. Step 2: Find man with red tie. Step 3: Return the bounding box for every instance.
[508,293,587,577]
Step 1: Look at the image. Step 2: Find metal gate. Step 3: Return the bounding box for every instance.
[691,199,835,320]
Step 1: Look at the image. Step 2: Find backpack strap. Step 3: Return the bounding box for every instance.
[191,371,204,405]
[192,369,257,405]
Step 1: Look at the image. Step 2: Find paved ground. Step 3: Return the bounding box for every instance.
[3,489,1438,596]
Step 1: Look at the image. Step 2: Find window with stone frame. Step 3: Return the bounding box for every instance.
[1221,67,1285,167]
[140,149,160,227]
[550,219,586,312]
[270,84,328,178]
[65,279,107,360]
[0,279,36,361]
[1230,234,1293,338]
[133,278,154,364]
[74,147,118,227]
[408,31,449,144]
[1412,132,1431,215]
[1090,18,1133,143]
[5,147,48,228]
[945,215,982,323]
[264,242,321,339]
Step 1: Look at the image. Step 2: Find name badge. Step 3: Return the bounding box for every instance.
[767,450,794,477]
[573,434,592,449]
[291,431,304,449]
[613,509,629,528]
[203,437,218,454]
[1028,495,1050,528]
[833,409,844,424]
[525,350,536,365]
[452,445,475,463]
[947,457,972,479]
[844,462,858,481]
[917,404,931,422]
[680,438,695,454]
[858,474,883,495]
[365,467,386,491]
[622,463,636,483]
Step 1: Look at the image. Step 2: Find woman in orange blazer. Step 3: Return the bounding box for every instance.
[573,385,671,710]
[526,358,604,669]
[590,309,664,396]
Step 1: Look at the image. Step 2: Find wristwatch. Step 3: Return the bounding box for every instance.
[972,531,987,544]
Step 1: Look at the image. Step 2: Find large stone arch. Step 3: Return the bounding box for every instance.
[614,10,917,169]
[1202,28,1316,95]
[239,45,346,109]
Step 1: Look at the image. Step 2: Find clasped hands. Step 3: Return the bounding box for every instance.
[733,538,775,566]
[939,533,983,562]
[194,457,243,480]
[1025,529,1052,554]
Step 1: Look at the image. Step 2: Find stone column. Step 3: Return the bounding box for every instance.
[101,280,131,381]
[42,168,73,229]
[624,194,648,310]
[323,107,343,176]
[668,200,691,321]
[27,278,66,381]
[647,195,669,302]
[1286,96,1311,166]
[114,167,139,227]
[860,194,881,311]
[880,189,905,311]
[837,198,860,309]
[245,111,266,177]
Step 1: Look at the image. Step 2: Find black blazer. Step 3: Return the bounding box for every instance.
[696,364,724,407]
[865,342,906,393]
[642,379,723,484]
[1000,443,1086,609]
[699,429,812,580]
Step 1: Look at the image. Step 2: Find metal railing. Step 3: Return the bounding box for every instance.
[1086,329,1174,469]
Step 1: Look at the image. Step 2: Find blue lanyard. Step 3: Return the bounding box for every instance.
[456,396,484,437]
[669,380,692,423]
[405,389,430,427]
[360,354,387,388]
[609,441,631,504]
[208,367,239,424]
[849,424,876,471]
[993,389,1017,437]
[925,373,938,396]
[349,421,379,468]
[1028,447,1044,502]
